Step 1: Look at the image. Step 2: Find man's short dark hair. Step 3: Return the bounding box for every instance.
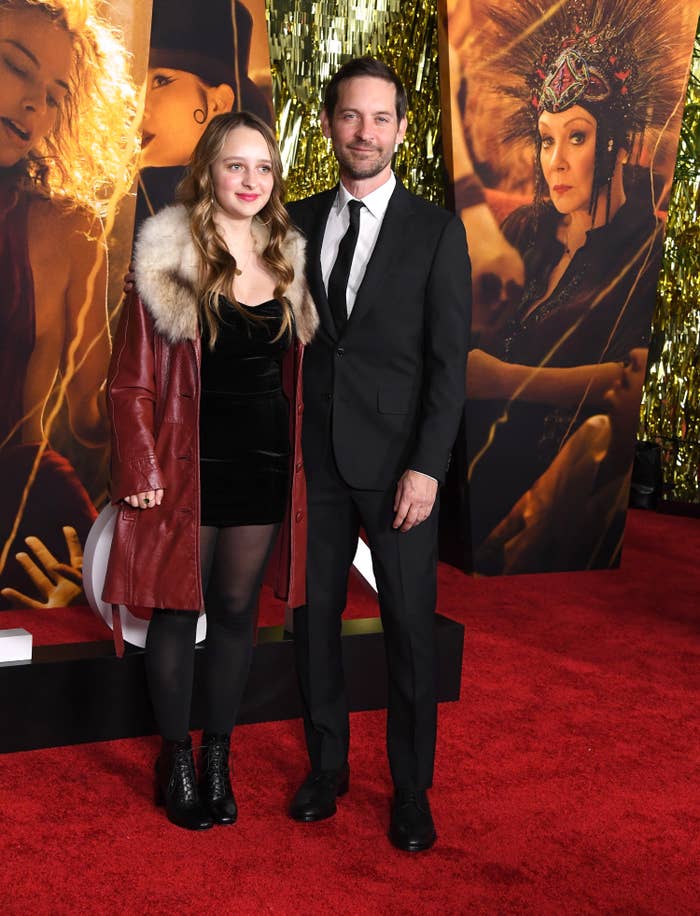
[323,57,408,123]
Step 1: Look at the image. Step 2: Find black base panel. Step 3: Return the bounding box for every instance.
[0,614,463,753]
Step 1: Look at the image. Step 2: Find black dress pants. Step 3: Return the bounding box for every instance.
[294,445,439,791]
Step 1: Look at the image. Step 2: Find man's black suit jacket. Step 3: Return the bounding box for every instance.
[288,181,471,491]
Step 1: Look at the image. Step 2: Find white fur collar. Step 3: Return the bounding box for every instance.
[133,203,318,344]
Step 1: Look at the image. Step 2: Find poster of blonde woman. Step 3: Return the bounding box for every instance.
[441,0,698,574]
[0,0,145,610]
[0,0,275,613]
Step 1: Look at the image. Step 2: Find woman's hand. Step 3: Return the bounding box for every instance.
[124,489,164,509]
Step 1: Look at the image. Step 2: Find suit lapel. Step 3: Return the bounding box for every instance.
[347,182,414,331]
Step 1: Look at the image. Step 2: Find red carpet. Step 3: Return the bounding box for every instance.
[1,509,698,913]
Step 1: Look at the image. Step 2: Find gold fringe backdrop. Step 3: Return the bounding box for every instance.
[639,19,700,503]
[265,1,700,503]
[265,0,444,203]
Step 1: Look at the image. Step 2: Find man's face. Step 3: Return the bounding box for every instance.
[321,76,407,183]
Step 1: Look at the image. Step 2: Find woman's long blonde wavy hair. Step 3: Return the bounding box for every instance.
[177,111,295,348]
[1,0,140,214]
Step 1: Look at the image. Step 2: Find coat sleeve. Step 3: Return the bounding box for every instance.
[408,214,472,482]
[107,290,166,501]
[265,338,308,608]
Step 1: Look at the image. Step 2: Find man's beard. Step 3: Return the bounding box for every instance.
[334,144,393,180]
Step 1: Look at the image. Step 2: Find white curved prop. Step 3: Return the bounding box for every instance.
[83,503,207,648]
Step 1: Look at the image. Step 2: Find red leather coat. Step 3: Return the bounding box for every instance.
[102,204,317,617]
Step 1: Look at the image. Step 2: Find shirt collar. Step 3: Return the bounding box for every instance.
[335,172,396,220]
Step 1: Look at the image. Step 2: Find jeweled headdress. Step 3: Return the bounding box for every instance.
[483,0,685,205]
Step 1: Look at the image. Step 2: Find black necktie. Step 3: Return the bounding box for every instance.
[327,199,363,335]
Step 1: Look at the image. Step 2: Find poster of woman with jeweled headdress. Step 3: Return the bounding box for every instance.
[440,0,699,575]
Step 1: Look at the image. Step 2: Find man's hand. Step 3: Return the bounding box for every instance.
[392,470,438,532]
[0,526,84,609]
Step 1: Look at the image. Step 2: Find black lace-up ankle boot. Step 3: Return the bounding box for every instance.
[155,735,214,830]
[200,732,238,825]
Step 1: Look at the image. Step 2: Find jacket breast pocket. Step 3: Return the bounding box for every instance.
[377,387,412,415]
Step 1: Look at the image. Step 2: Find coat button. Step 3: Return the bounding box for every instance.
[336,347,345,356]
[295,510,304,522]
[295,461,303,472]
[297,404,303,414]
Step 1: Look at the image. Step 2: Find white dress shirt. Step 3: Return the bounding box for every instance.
[320,173,396,317]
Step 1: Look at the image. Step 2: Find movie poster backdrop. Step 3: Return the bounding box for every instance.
[0,0,273,612]
[136,0,274,226]
[441,0,698,575]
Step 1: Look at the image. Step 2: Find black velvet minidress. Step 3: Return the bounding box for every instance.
[199,298,291,527]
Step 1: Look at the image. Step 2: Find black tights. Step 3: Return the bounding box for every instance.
[144,524,278,741]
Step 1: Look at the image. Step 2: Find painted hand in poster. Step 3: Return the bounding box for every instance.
[442,0,696,574]
[1,526,83,609]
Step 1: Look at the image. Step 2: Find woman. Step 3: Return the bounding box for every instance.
[461,0,679,562]
[0,0,138,606]
[103,111,317,831]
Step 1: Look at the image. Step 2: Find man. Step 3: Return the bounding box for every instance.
[287,58,471,852]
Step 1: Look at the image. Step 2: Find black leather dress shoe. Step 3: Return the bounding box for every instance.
[389,789,436,852]
[288,763,349,822]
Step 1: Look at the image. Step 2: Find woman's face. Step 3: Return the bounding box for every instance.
[210,125,275,222]
[538,105,597,216]
[0,7,72,168]
[141,68,211,169]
